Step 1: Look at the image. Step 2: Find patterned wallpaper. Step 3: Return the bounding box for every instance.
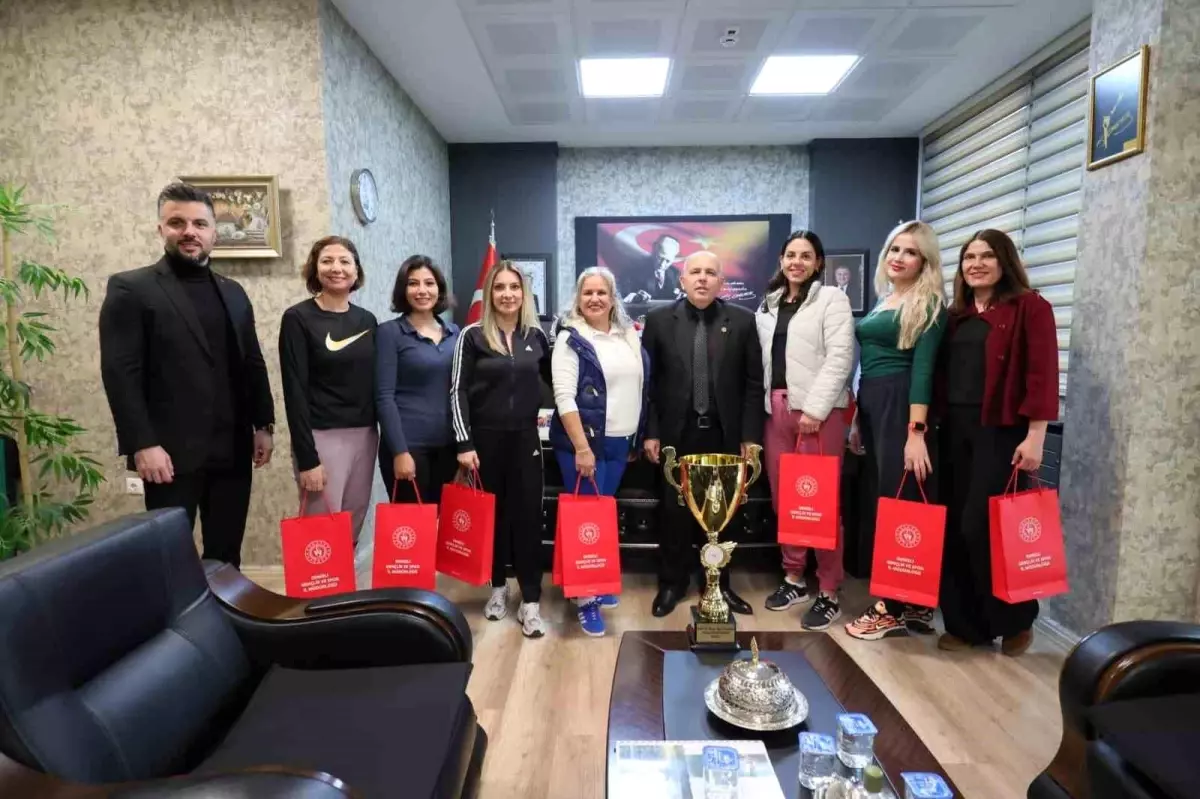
[555,146,809,312]
[318,0,451,563]
[1054,0,1200,630]
[0,0,332,566]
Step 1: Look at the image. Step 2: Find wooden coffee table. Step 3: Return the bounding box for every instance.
[607,630,958,796]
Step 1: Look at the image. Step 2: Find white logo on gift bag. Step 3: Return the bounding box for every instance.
[392,526,418,550]
[895,524,922,549]
[304,539,332,565]
[795,475,819,498]
[578,522,600,546]
[452,510,471,532]
[1018,516,1042,543]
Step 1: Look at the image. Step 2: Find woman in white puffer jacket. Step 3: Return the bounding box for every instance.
[755,230,855,631]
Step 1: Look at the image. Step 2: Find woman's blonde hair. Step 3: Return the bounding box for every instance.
[560,266,634,332]
[873,220,946,350]
[481,260,540,354]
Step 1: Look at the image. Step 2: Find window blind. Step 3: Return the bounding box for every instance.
[920,39,1090,416]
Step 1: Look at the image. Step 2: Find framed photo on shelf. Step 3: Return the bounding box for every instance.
[177,174,282,258]
[824,249,868,315]
[503,253,554,320]
[1086,45,1149,170]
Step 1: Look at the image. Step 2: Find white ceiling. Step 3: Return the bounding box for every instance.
[330,0,1092,147]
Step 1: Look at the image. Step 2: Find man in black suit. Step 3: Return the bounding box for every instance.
[641,251,765,617]
[99,183,275,567]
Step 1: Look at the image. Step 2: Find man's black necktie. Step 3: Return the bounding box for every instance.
[693,317,709,416]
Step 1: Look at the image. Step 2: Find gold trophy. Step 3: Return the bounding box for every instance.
[662,445,762,651]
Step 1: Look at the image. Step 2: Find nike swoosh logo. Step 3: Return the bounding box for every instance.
[325,330,369,352]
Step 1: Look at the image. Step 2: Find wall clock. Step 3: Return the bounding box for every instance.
[350,168,377,224]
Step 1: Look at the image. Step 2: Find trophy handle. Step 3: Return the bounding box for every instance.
[740,443,763,504]
[662,446,684,506]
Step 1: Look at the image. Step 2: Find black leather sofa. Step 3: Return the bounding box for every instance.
[0,508,486,798]
[1029,621,1200,799]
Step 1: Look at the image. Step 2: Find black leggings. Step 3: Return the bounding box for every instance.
[939,405,1038,642]
[473,427,545,603]
[858,372,931,615]
[378,443,458,506]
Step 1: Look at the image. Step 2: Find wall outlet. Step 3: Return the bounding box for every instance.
[125,476,144,496]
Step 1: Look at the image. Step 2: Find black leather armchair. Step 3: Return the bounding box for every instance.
[1029,621,1200,799]
[0,508,486,798]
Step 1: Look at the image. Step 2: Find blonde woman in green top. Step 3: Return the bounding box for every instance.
[845,220,948,642]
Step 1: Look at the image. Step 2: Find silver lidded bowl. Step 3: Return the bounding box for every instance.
[704,638,809,731]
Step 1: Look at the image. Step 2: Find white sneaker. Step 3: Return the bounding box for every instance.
[484,586,509,621]
[517,601,547,638]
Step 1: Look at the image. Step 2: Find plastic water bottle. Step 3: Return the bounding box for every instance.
[901,772,953,799]
[836,713,878,769]
[798,732,837,789]
[702,745,739,798]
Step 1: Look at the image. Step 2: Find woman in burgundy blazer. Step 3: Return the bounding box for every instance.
[934,228,1058,656]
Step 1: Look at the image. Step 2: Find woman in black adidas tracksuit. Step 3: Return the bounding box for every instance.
[451,261,552,638]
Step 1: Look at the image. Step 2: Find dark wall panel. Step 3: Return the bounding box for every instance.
[447,142,559,325]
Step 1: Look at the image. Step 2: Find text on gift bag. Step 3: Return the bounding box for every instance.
[990,468,1069,603]
[373,480,439,590]
[556,476,622,598]
[436,469,495,586]
[869,474,947,608]
[777,435,839,550]
[281,495,356,598]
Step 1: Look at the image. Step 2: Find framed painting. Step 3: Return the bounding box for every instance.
[573,214,792,324]
[177,174,282,258]
[1086,45,1150,170]
[823,250,869,315]
[504,253,554,320]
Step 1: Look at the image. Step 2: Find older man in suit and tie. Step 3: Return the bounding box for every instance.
[640,251,765,617]
[99,182,276,567]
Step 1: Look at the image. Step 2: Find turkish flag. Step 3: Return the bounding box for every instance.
[466,241,497,324]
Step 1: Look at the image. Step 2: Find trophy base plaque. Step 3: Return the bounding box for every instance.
[688,606,740,652]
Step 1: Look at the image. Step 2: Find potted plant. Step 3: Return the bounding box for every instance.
[0,183,104,559]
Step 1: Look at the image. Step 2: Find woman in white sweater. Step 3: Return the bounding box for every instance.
[755,230,855,630]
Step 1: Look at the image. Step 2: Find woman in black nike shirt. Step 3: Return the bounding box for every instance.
[280,236,378,542]
[451,261,552,638]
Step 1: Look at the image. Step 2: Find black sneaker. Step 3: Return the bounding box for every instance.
[802,594,842,631]
[764,579,811,611]
[903,605,936,635]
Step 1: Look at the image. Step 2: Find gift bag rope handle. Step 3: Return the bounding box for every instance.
[1003,465,1048,497]
[795,431,825,456]
[454,465,485,493]
[390,478,424,505]
[572,473,602,496]
[298,490,338,518]
[895,470,930,504]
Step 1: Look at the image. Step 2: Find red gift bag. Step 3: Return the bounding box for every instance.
[281,494,356,598]
[777,434,839,550]
[554,476,622,598]
[372,480,439,590]
[869,474,947,608]
[436,469,495,586]
[990,468,1069,603]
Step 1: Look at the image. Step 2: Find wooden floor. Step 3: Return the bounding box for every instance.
[243,567,1064,799]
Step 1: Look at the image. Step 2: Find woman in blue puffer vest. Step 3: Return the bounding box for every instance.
[549,266,650,637]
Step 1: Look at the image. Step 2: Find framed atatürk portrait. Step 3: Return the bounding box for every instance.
[504,253,554,320]
[824,250,868,315]
[1086,45,1149,170]
[177,174,282,258]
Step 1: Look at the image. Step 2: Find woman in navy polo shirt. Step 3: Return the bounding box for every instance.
[375,255,459,505]
[549,266,649,637]
[935,229,1058,656]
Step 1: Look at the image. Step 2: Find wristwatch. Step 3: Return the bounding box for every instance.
[907,421,927,435]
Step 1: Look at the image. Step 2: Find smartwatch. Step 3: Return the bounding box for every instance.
[908,421,927,435]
